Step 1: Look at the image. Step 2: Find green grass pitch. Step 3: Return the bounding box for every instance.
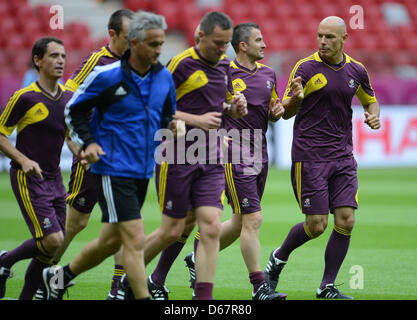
[0,167,416,300]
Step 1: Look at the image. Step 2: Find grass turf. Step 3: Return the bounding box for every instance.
[0,167,416,300]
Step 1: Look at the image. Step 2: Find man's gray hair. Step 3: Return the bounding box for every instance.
[128,10,167,44]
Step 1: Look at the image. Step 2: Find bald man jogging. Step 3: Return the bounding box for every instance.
[264,16,380,299]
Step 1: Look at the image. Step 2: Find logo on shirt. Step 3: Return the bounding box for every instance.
[266,80,272,89]
[232,78,247,92]
[348,79,355,88]
[115,86,128,96]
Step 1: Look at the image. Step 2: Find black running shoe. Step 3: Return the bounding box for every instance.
[35,281,47,300]
[147,276,170,300]
[42,266,71,300]
[36,278,75,300]
[264,249,286,291]
[116,274,134,300]
[252,282,287,300]
[184,252,196,289]
[316,284,354,299]
[0,251,13,299]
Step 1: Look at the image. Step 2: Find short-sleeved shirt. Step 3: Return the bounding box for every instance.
[223,60,279,164]
[165,46,233,164]
[65,45,120,92]
[283,51,377,162]
[0,81,71,175]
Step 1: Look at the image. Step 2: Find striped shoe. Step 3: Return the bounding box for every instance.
[316,284,354,299]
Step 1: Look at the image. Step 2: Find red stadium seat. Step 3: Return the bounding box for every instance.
[250,3,273,21]
[123,0,152,11]
[0,1,10,18]
[19,17,42,40]
[34,5,55,33]
[226,2,251,24]
[270,3,295,20]
[153,0,181,30]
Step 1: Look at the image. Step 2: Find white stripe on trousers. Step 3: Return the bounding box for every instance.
[102,175,118,223]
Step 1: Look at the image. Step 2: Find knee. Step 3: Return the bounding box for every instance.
[183,218,197,236]
[164,228,183,244]
[202,218,222,240]
[158,221,184,244]
[243,212,262,231]
[306,220,328,238]
[334,207,355,231]
[42,232,64,253]
[101,236,122,255]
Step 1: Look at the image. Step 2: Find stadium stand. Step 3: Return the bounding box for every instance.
[1,0,417,105]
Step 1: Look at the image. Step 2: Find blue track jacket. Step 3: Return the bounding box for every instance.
[65,50,176,179]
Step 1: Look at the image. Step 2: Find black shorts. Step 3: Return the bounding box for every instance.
[94,174,149,223]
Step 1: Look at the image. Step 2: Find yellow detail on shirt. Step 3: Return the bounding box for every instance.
[303,73,328,98]
[16,102,49,134]
[232,78,247,93]
[176,70,209,101]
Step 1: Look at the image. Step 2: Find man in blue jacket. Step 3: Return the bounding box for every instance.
[42,11,176,300]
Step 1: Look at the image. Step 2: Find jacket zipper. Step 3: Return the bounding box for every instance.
[110,131,114,162]
[144,105,149,179]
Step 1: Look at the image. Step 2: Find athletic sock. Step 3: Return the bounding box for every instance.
[194,282,213,300]
[63,264,77,285]
[249,271,266,293]
[152,234,188,286]
[110,264,124,295]
[275,222,313,261]
[0,238,44,269]
[319,225,351,290]
[18,257,49,300]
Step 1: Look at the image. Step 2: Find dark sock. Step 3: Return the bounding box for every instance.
[320,226,351,290]
[63,264,76,285]
[0,238,43,269]
[249,271,266,293]
[18,257,49,300]
[110,264,124,295]
[152,234,188,286]
[275,222,313,261]
[194,282,213,300]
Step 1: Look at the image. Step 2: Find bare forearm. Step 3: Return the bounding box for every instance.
[65,137,81,157]
[282,96,302,119]
[0,133,27,166]
[173,111,199,127]
[364,101,380,117]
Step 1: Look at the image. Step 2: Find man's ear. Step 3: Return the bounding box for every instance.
[33,55,40,69]
[108,29,116,38]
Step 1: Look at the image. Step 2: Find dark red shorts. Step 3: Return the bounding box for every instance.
[155,162,225,219]
[10,168,66,239]
[291,157,358,214]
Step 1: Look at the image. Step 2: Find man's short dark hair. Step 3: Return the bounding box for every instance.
[231,22,260,53]
[31,36,64,71]
[200,11,233,36]
[107,9,134,34]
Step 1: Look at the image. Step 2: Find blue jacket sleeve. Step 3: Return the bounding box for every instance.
[160,72,177,129]
[65,68,105,149]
